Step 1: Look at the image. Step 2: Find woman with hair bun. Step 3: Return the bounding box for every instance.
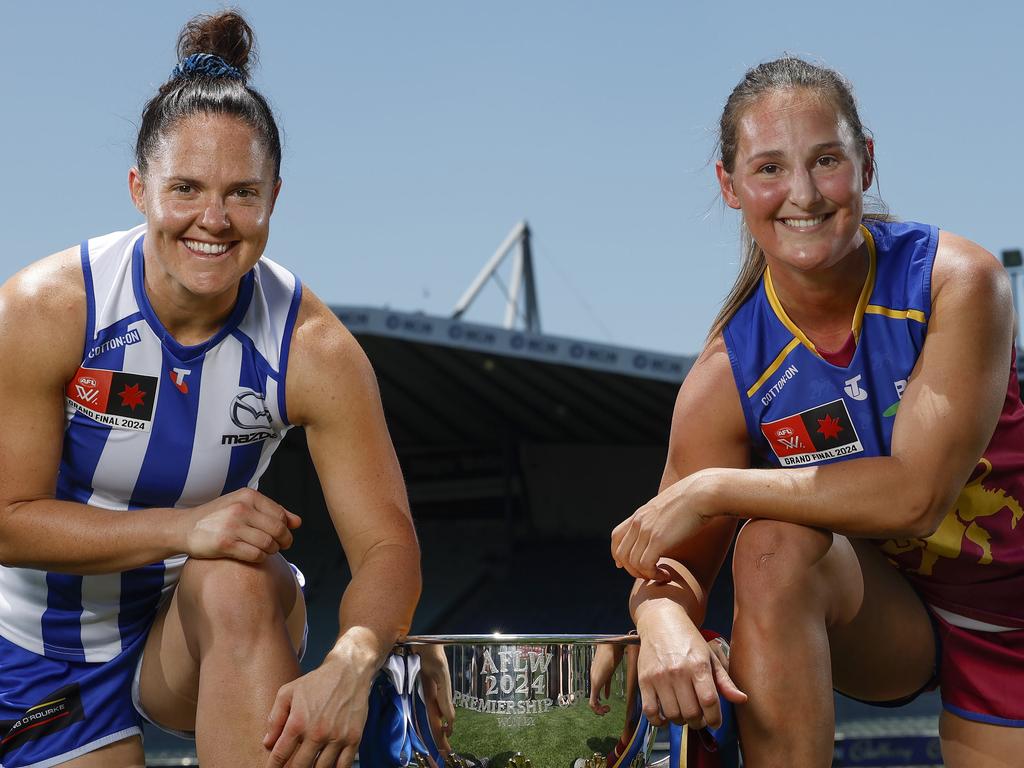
[612,57,1024,765]
[0,11,434,768]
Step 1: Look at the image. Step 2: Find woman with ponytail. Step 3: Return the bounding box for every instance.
[612,57,1024,765]
[0,11,427,768]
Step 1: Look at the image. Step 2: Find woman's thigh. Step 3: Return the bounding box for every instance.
[60,736,145,767]
[135,554,306,733]
[941,710,1024,767]
[827,538,937,702]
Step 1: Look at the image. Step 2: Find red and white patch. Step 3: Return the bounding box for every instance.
[760,398,863,466]
[66,367,158,431]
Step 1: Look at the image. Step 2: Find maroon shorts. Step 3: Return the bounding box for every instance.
[934,612,1024,726]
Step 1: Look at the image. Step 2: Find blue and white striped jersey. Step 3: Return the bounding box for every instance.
[0,225,302,662]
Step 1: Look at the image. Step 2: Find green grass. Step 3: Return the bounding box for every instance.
[446,697,635,768]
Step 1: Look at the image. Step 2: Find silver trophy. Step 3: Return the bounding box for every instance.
[401,634,655,768]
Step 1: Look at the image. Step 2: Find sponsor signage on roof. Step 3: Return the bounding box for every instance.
[335,306,690,382]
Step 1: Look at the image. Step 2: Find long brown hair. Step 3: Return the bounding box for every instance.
[706,57,880,343]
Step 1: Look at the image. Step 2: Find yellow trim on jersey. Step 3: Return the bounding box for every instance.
[864,305,927,324]
[610,714,644,767]
[763,224,877,355]
[746,337,801,398]
[852,225,878,341]
[26,696,67,713]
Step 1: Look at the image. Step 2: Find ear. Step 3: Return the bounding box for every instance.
[269,177,283,215]
[716,161,741,210]
[861,138,875,190]
[128,168,146,215]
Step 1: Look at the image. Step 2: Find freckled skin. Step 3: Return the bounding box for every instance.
[128,114,281,340]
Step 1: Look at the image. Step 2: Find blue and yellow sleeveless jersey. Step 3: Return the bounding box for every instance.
[723,219,1024,628]
[723,219,933,469]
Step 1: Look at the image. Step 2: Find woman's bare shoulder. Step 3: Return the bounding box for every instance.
[931,231,1010,307]
[664,334,750,478]
[0,247,87,379]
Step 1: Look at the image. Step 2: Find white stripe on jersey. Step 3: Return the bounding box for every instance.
[87,324,161,509]
[80,573,125,661]
[176,336,245,508]
[0,569,47,656]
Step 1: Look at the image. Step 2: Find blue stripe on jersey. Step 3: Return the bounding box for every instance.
[80,240,95,359]
[128,349,204,509]
[131,237,255,362]
[278,280,303,425]
[117,562,166,650]
[222,332,275,494]
[40,574,86,661]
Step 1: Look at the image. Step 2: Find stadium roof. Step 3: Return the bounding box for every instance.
[334,306,696,447]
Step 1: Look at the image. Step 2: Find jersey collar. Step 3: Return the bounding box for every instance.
[763,224,877,357]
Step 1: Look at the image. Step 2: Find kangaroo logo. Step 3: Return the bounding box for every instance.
[882,458,1024,575]
[230,391,273,430]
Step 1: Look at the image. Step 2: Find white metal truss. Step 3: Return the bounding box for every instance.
[452,220,541,333]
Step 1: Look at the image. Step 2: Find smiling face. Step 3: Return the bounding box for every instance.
[716,87,873,276]
[129,113,281,310]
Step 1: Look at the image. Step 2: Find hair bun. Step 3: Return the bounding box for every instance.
[176,10,256,81]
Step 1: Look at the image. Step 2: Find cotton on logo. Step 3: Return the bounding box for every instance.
[844,374,868,401]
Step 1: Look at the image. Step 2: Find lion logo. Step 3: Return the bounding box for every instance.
[881,458,1024,576]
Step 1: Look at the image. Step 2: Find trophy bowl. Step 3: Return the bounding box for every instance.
[401,634,655,768]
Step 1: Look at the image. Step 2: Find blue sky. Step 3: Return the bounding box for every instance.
[3,2,1020,355]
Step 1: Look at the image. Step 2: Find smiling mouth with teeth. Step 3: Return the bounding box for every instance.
[779,214,831,228]
[183,239,231,255]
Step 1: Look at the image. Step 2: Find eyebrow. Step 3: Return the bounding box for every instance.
[167,176,266,187]
[745,142,846,165]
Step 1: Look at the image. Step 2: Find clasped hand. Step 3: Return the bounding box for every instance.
[182,487,302,562]
[611,474,711,580]
[263,653,369,768]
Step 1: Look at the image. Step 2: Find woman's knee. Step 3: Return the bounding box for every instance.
[177,555,297,633]
[732,520,836,607]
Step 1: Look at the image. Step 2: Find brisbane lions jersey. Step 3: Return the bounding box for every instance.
[0,225,301,662]
[723,219,1024,629]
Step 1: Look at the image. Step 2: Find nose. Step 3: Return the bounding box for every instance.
[199,196,230,233]
[788,166,822,210]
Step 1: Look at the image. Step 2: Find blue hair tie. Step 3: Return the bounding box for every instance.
[171,53,243,81]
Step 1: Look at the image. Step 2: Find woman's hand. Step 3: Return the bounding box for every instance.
[263,635,378,768]
[635,599,746,730]
[588,643,625,715]
[416,644,455,753]
[182,487,302,562]
[612,473,714,580]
